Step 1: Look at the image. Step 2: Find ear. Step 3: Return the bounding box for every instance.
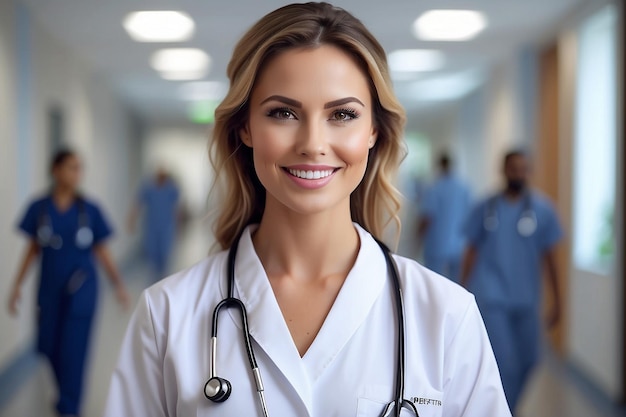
[368,126,378,149]
[240,124,253,148]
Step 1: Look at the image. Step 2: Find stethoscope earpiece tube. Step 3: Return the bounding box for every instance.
[206,229,270,416]
[483,192,537,237]
[206,232,417,417]
[36,196,93,249]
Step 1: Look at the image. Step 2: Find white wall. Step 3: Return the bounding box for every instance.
[0,0,26,369]
[563,0,624,400]
[142,125,214,217]
[0,1,142,370]
[454,50,538,199]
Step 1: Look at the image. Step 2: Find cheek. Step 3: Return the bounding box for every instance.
[253,127,291,163]
[332,129,373,166]
[249,123,293,170]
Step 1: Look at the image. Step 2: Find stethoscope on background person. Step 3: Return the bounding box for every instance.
[483,192,537,237]
[204,231,420,417]
[37,196,94,250]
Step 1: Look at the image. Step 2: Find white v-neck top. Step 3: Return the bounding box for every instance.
[104,224,511,417]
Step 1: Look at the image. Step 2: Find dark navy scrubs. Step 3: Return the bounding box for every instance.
[17,194,112,415]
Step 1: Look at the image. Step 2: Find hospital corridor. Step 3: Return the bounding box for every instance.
[0,1,624,416]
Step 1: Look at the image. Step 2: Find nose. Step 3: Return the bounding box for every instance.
[295,120,328,156]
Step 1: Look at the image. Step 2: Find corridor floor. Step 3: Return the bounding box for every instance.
[0,223,622,417]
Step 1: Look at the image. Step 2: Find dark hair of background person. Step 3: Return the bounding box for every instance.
[49,149,76,173]
[439,154,451,172]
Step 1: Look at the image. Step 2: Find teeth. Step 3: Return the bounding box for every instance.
[287,168,334,179]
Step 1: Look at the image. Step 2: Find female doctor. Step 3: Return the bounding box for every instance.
[105,3,510,416]
[8,149,130,417]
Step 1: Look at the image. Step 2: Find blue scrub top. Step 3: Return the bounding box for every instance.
[464,191,563,308]
[421,174,471,259]
[17,195,113,309]
[139,180,179,239]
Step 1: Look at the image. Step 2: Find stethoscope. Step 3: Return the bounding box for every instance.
[37,196,94,250]
[483,192,537,237]
[204,230,420,417]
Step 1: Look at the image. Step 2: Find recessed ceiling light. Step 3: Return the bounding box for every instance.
[159,71,207,81]
[151,48,210,80]
[388,49,445,74]
[178,81,228,101]
[124,11,195,42]
[413,10,487,41]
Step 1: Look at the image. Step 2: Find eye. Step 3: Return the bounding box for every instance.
[267,107,297,120]
[330,108,359,122]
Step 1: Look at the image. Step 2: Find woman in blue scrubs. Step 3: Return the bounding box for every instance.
[7,149,130,417]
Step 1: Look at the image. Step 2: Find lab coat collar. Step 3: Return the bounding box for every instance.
[222,223,387,415]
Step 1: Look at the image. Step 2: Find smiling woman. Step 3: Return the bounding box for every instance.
[104,3,511,417]
[210,2,406,249]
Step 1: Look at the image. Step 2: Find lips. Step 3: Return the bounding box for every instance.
[282,165,340,189]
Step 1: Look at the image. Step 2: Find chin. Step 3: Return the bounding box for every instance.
[269,193,349,217]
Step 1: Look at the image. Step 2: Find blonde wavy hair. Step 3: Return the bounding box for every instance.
[210,2,406,250]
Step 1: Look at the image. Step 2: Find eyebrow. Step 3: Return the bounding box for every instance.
[259,95,365,109]
[324,97,365,109]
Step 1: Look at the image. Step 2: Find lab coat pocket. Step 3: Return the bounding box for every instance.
[356,392,444,417]
[356,396,388,416]
[356,384,392,416]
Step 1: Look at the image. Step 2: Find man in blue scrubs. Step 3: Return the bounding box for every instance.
[417,154,471,282]
[129,167,180,280]
[461,150,562,414]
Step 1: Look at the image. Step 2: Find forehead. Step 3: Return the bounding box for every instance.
[251,45,372,104]
[57,155,80,167]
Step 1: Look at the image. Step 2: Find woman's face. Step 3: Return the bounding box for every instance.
[53,155,83,190]
[242,44,377,216]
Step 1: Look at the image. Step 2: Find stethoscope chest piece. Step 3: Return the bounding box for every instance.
[76,226,94,248]
[36,197,93,250]
[204,377,232,402]
[517,212,537,237]
[37,224,63,249]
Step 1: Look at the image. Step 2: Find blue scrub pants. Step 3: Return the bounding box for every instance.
[479,305,540,413]
[424,254,462,283]
[144,230,174,280]
[38,279,96,415]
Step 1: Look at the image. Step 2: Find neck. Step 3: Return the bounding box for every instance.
[252,197,359,282]
[503,188,525,200]
[52,185,76,205]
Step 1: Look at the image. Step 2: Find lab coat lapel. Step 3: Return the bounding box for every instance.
[224,227,314,413]
[302,225,387,381]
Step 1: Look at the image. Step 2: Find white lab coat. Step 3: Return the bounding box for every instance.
[104,224,511,417]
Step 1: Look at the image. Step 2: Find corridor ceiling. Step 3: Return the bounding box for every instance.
[21,0,589,123]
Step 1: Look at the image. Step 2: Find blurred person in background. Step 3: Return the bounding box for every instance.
[7,148,130,417]
[416,153,471,282]
[461,149,562,414]
[128,165,180,280]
